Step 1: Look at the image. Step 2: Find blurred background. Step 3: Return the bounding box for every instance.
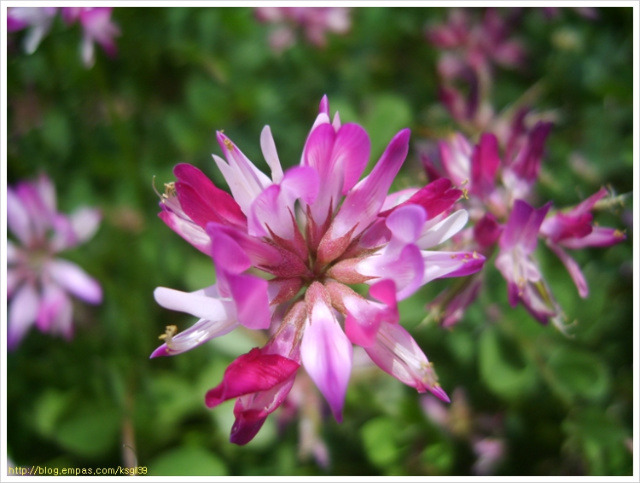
[5,6,634,477]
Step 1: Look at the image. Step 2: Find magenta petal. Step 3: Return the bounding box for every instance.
[473,213,502,248]
[205,348,300,408]
[560,226,626,249]
[301,284,352,422]
[500,200,551,253]
[547,243,589,298]
[319,128,411,263]
[229,410,268,445]
[226,272,271,330]
[174,163,246,229]
[333,123,371,194]
[471,133,500,197]
[382,178,462,220]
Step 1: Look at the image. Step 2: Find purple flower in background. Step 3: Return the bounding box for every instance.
[421,127,626,329]
[426,8,526,129]
[7,6,119,68]
[6,7,58,54]
[255,7,351,53]
[152,96,485,444]
[61,7,120,68]
[422,387,506,475]
[7,174,103,350]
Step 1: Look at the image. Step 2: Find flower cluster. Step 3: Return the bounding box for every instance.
[7,174,103,349]
[152,96,485,444]
[7,7,119,68]
[255,7,351,53]
[421,125,626,329]
[426,8,525,129]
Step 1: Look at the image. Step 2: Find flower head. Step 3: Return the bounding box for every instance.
[7,174,102,349]
[153,96,484,444]
[255,7,351,53]
[422,126,626,329]
[7,7,119,68]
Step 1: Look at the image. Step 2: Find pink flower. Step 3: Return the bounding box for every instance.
[495,200,561,325]
[426,8,526,128]
[7,7,58,54]
[61,7,120,68]
[7,174,103,350]
[255,7,351,53]
[7,7,119,68]
[152,96,485,444]
[421,127,626,329]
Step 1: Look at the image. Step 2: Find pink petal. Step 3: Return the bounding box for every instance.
[260,125,284,183]
[154,285,228,320]
[150,317,239,358]
[7,187,33,245]
[559,226,626,249]
[318,128,410,264]
[69,207,102,244]
[174,163,246,229]
[382,178,462,220]
[36,282,69,332]
[338,280,398,347]
[500,200,551,253]
[546,243,589,298]
[301,283,352,421]
[208,223,310,278]
[158,210,212,255]
[205,347,300,408]
[230,374,297,445]
[226,272,271,330]
[365,322,449,401]
[214,132,272,213]
[8,283,40,350]
[418,209,469,249]
[473,213,502,248]
[470,133,500,197]
[47,259,102,304]
[248,166,318,241]
[421,251,485,284]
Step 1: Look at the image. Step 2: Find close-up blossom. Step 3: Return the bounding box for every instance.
[152,96,485,444]
[6,174,103,350]
[5,6,633,477]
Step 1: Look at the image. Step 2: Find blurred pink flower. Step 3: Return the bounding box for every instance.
[422,128,626,329]
[7,6,119,68]
[152,96,485,444]
[255,7,351,52]
[61,7,120,68]
[426,8,526,128]
[7,174,103,349]
[6,7,58,54]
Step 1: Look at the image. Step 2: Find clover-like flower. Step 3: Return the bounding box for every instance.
[7,174,103,349]
[152,96,484,444]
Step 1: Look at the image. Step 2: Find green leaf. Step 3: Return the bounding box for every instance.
[547,348,610,402]
[54,405,120,458]
[479,327,538,401]
[148,445,228,476]
[32,389,75,439]
[361,417,402,468]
